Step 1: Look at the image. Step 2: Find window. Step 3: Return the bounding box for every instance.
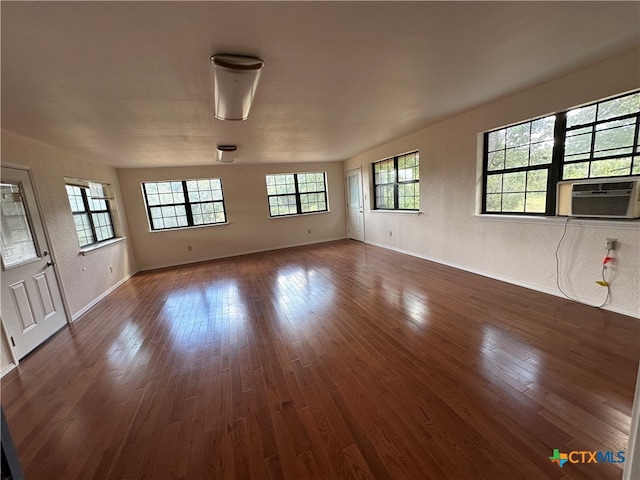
[265,172,328,217]
[483,90,640,215]
[563,92,640,179]
[142,179,227,231]
[373,151,419,210]
[66,183,115,247]
[484,116,555,214]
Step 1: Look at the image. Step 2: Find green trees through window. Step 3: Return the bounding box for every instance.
[65,183,115,247]
[265,172,328,217]
[373,151,419,211]
[483,90,639,215]
[142,179,227,230]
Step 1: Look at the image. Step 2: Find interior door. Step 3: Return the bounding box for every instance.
[1,166,68,360]
[346,168,365,242]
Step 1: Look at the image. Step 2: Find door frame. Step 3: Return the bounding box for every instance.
[345,167,365,242]
[1,163,72,366]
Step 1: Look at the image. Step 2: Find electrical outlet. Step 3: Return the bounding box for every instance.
[187,246,192,251]
[606,238,617,250]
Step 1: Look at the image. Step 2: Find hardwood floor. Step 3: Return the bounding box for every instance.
[2,240,638,480]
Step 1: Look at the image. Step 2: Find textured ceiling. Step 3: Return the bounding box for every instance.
[2,1,639,168]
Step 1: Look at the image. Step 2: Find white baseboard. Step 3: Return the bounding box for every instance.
[140,237,348,272]
[71,272,138,321]
[365,240,640,319]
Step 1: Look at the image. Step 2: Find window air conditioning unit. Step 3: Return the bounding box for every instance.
[570,177,640,218]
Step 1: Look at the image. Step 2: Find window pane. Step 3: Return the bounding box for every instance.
[486,194,501,212]
[567,104,596,128]
[300,193,326,213]
[152,218,165,229]
[157,182,172,194]
[146,193,160,206]
[593,123,634,155]
[1,183,39,266]
[74,213,93,247]
[487,151,505,171]
[505,146,529,169]
[267,174,295,195]
[486,174,502,194]
[66,185,85,213]
[488,129,506,151]
[525,192,546,213]
[506,123,530,148]
[149,204,188,229]
[526,170,548,191]
[398,183,419,210]
[398,152,419,168]
[192,202,225,225]
[563,162,590,180]
[375,185,394,209]
[502,193,525,212]
[298,172,325,193]
[597,92,640,121]
[374,159,395,184]
[530,116,555,142]
[269,195,297,216]
[530,141,553,166]
[589,157,632,178]
[564,132,592,156]
[502,172,526,192]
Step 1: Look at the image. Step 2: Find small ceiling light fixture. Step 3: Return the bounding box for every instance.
[210,54,264,121]
[216,145,238,163]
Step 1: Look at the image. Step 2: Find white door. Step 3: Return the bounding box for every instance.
[346,169,365,242]
[1,166,68,360]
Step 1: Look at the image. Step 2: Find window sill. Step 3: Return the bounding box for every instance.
[370,210,422,215]
[269,210,329,219]
[80,237,127,255]
[148,222,229,233]
[475,214,640,229]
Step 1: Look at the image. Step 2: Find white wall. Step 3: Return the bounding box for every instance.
[345,48,640,318]
[1,130,137,373]
[118,161,347,270]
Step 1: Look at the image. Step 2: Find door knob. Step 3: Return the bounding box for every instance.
[46,261,56,267]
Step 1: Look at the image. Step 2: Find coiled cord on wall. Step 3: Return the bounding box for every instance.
[555,217,611,308]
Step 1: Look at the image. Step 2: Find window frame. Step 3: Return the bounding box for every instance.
[482,90,640,216]
[65,183,116,248]
[265,172,329,218]
[141,178,228,231]
[372,151,420,211]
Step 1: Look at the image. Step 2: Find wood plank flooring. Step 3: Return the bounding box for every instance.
[2,240,639,479]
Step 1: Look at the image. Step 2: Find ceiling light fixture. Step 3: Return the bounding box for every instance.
[210,54,264,121]
[216,145,238,163]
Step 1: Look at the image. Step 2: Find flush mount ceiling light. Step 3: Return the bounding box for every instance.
[216,145,238,163]
[210,54,264,121]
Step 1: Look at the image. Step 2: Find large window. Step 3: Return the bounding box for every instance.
[142,179,227,231]
[373,151,419,210]
[66,183,115,247]
[265,172,328,217]
[483,90,640,215]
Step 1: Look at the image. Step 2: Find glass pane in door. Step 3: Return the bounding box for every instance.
[1,182,38,268]
[349,174,360,208]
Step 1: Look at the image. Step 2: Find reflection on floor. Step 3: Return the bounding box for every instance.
[2,240,638,479]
